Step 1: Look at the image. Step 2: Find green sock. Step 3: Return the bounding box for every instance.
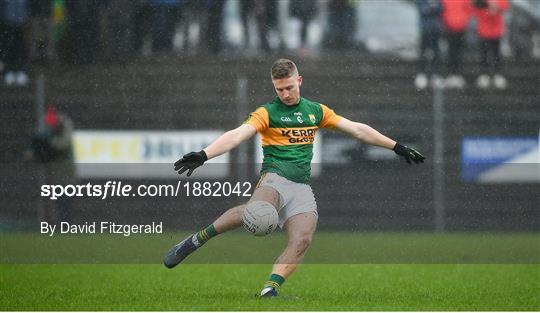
[195,224,219,245]
[263,273,285,289]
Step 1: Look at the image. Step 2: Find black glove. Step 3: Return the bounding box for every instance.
[174,150,208,176]
[393,143,425,164]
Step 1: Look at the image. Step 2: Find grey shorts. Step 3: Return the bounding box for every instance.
[257,172,318,228]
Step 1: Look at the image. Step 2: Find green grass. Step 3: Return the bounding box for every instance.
[1,264,538,310]
[2,231,539,263]
[1,231,539,310]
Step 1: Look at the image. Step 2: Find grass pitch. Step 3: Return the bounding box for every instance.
[1,264,538,311]
[1,231,539,310]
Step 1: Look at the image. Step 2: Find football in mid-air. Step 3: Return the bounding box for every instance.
[242,200,278,236]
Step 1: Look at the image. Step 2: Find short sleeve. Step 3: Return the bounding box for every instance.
[243,106,269,132]
[319,104,342,129]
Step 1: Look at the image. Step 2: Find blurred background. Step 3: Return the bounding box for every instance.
[0,0,539,234]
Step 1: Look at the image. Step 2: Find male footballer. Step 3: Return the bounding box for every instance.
[164,59,425,297]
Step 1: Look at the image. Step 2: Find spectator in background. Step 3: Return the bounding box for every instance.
[104,0,135,63]
[149,0,181,52]
[324,0,357,50]
[415,0,443,90]
[30,106,74,167]
[240,0,281,54]
[473,0,509,90]
[29,0,53,62]
[262,0,283,52]
[0,0,30,87]
[240,0,269,51]
[64,0,101,65]
[134,0,152,55]
[176,0,203,54]
[51,0,66,60]
[29,105,75,223]
[441,0,472,89]
[290,0,318,57]
[205,0,225,54]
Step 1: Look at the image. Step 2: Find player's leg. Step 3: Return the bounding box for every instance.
[213,186,280,232]
[163,185,280,268]
[194,185,280,244]
[273,212,318,276]
[261,212,317,296]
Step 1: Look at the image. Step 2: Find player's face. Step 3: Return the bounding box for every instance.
[272,75,303,106]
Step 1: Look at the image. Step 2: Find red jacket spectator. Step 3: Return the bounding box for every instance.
[441,0,473,32]
[474,0,509,39]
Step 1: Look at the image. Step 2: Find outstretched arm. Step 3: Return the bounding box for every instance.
[175,124,257,176]
[335,117,425,164]
[335,117,396,149]
[203,124,257,159]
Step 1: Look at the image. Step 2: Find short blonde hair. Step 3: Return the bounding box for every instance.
[271,59,298,79]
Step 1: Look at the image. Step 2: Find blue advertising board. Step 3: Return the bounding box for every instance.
[461,136,539,183]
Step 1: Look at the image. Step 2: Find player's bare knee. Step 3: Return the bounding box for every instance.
[291,236,312,256]
[234,204,247,218]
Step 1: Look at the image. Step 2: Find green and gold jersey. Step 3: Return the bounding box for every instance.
[244,97,342,184]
